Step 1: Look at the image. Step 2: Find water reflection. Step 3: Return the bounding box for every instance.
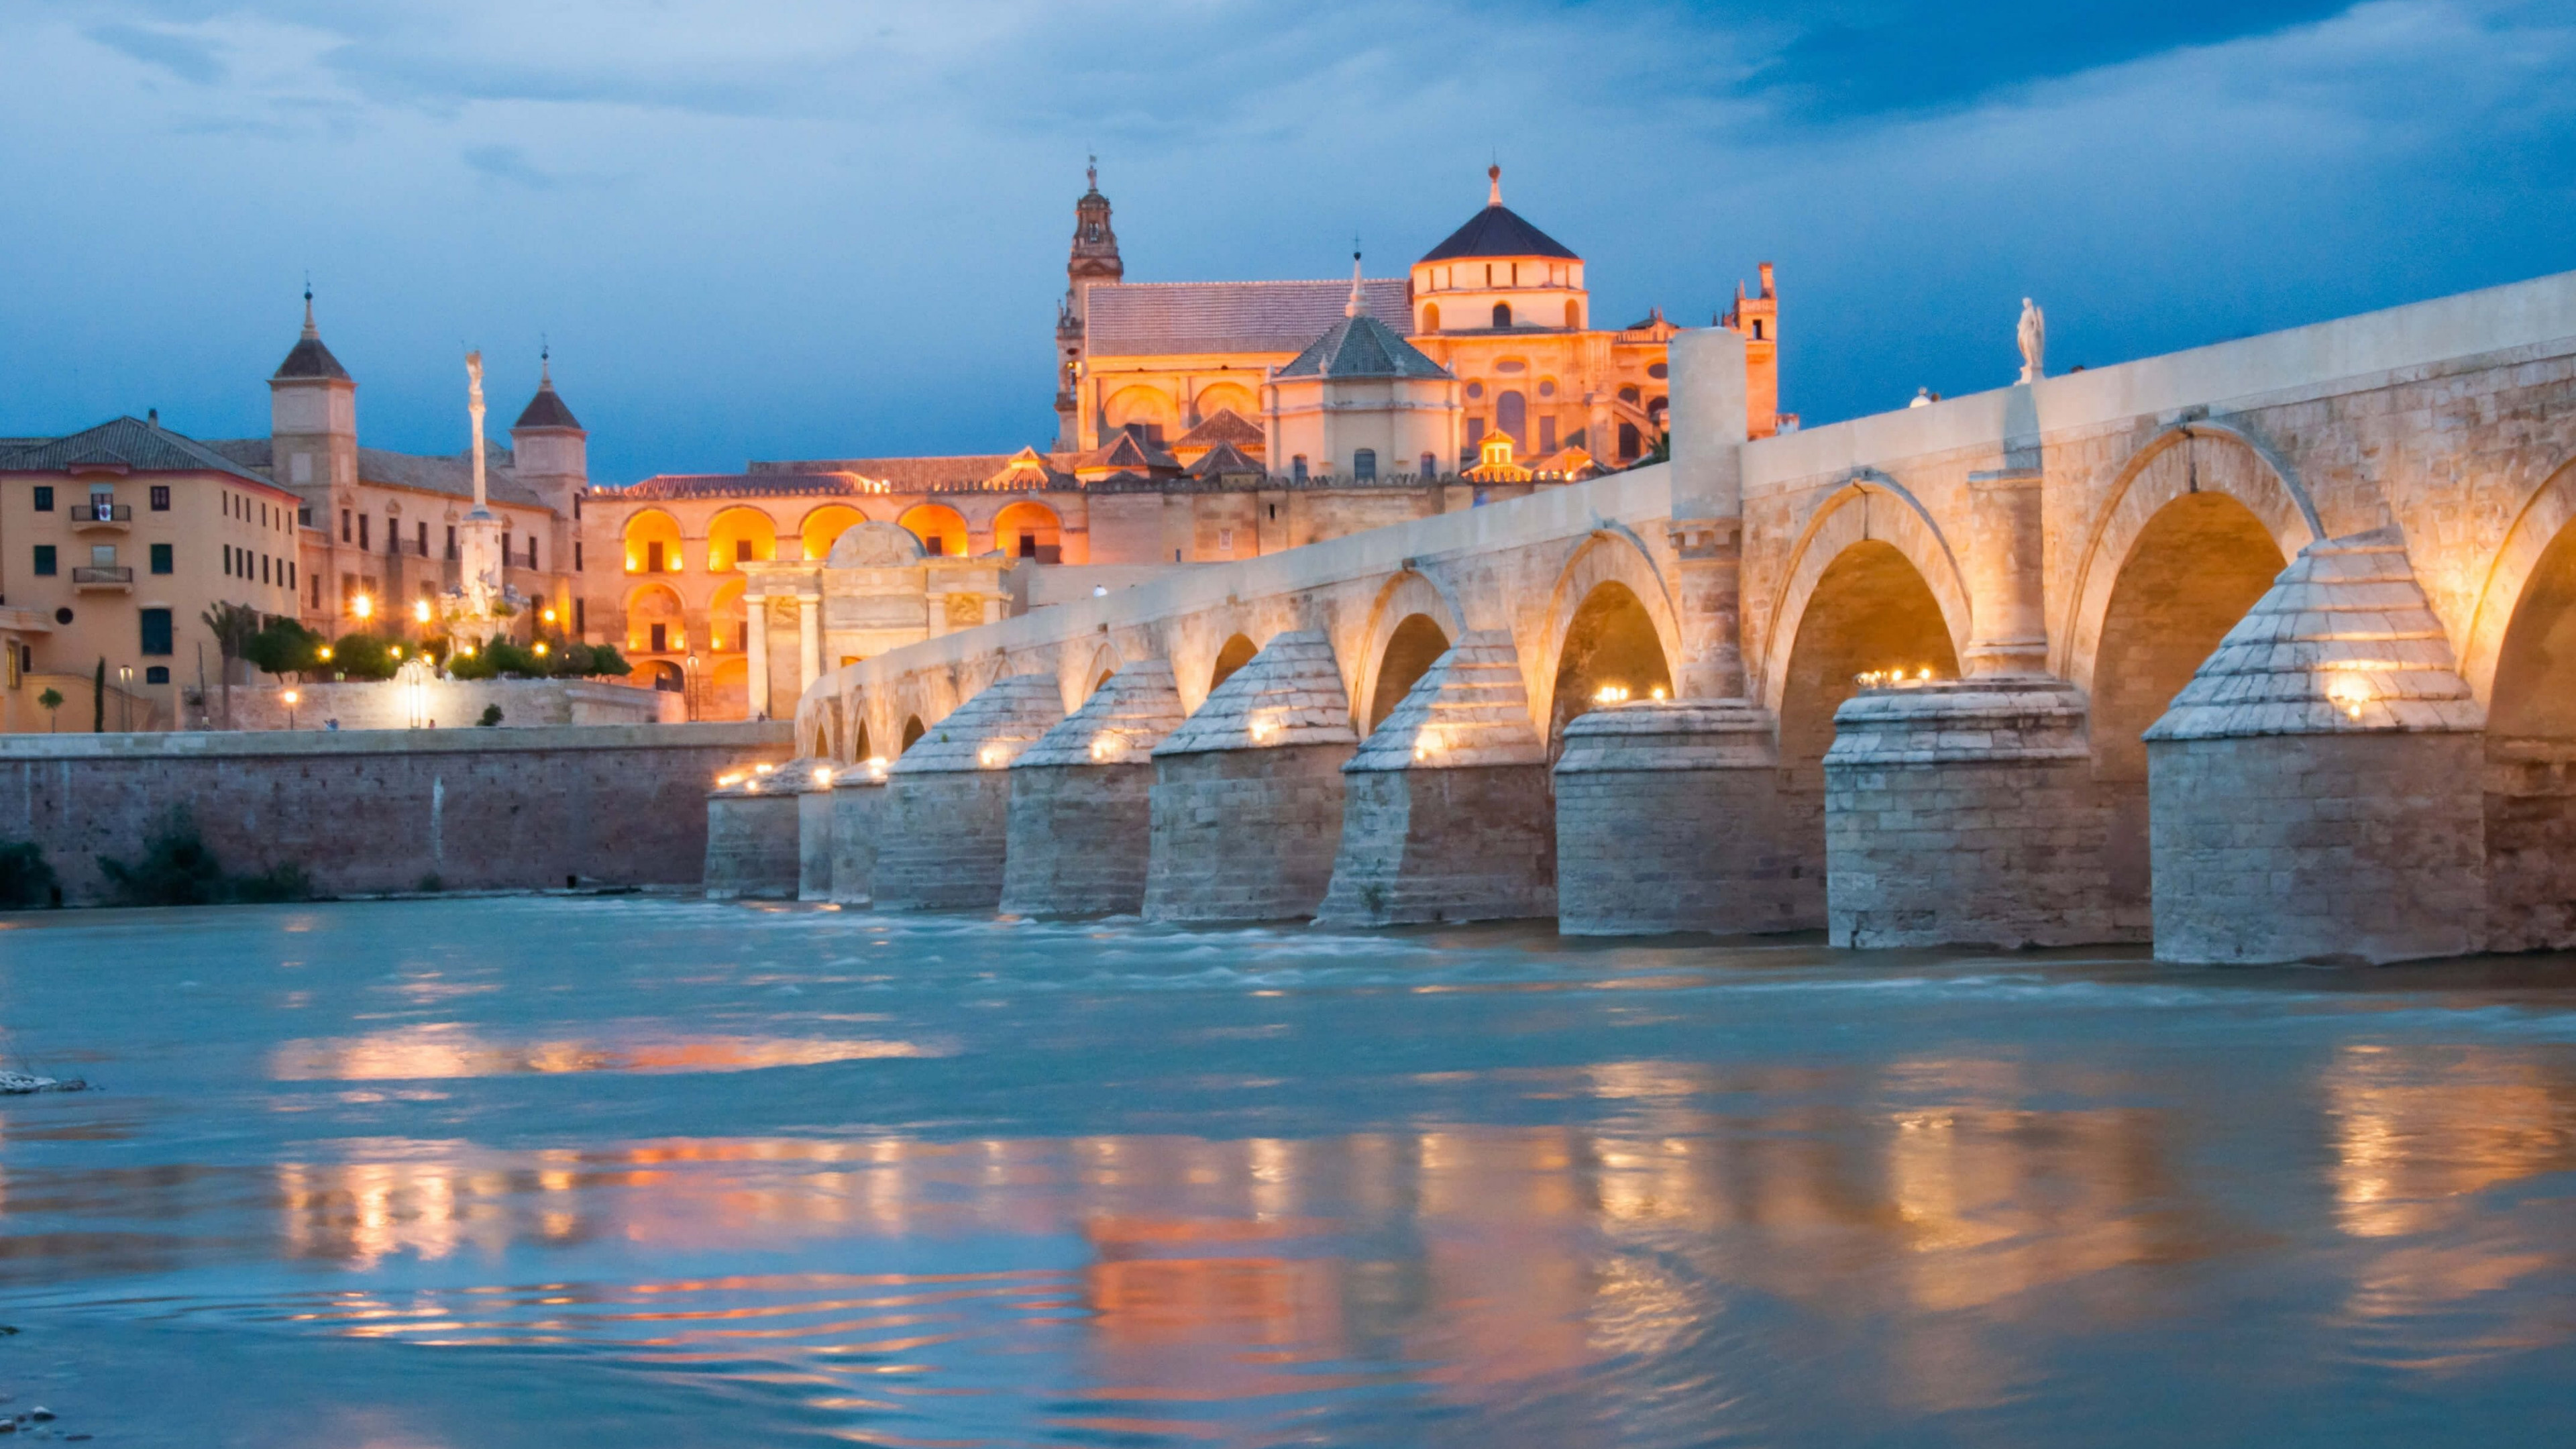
[270,1024,949,1080]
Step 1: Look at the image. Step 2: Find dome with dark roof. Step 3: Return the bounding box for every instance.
[273,296,351,382]
[1276,313,1450,381]
[1419,168,1578,264]
[514,380,582,431]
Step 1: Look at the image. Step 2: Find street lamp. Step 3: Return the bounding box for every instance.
[685,653,700,722]
[282,688,300,730]
[352,594,373,624]
[414,597,432,625]
[116,665,132,731]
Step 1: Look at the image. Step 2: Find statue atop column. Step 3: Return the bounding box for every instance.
[2017,297,2046,384]
[442,350,518,647]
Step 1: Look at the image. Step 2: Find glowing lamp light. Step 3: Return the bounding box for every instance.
[812,766,835,788]
[542,606,558,624]
[865,756,889,781]
[317,645,334,662]
[281,690,299,706]
[533,641,549,657]
[2324,672,2373,720]
[352,594,373,621]
[1089,734,1119,761]
[1593,684,1631,705]
[716,771,744,788]
[390,645,404,659]
[978,745,1006,769]
[1650,686,1668,701]
[461,643,477,657]
[1248,714,1281,743]
[753,763,775,775]
[413,598,432,625]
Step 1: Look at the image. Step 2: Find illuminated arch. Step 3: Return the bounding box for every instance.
[1758,477,1970,716]
[2058,423,2318,692]
[623,582,686,654]
[708,578,749,657]
[798,502,869,561]
[1532,529,1680,739]
[1207,633,1258,698]
[2462,456,2576,704]
[1193,382,1257,423]
[706,506,777,573]
[990,500,1062,561]
[621,508,682,574]
[1103,385,1177,437]
[1351,571,1465,735]
[898,503,970,558]
[1546,581,1675,747]
[707,656,750,720]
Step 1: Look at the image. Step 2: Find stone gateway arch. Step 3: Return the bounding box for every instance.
[757,268,2576,965]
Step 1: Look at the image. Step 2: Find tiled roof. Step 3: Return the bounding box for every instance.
[1177,407,1264,448]
[1155,630,1356,756]
[610,472,877,501]
[1016,660,1184,769]
[1082,431,1181,474]
[513,381,582,431]
[356,444,549,508]
[747,455,1033,490]
[1275,313,1450,381]
[272,309,352,381]
[1184,441,1264,479]
[1087,279,1411,357]
[1419,204,1578,264]
[0,417,283,490]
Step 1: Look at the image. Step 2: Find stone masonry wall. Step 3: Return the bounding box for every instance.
[0,722,790,905]
[1144,744,1354,922]
[797,785,835,900]
[2487,738,2576,954]
[1316,765,1555,926]
[704,790,802,900]
[1000,763,1157,917]
[871,771,1016,912]
[827,778,885,906]
[1826,754,2127,949]
[2149,731,2487,964]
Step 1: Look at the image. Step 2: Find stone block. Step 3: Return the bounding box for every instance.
[872,770,1016,912]
[1002,762,1157,916]
[704,783,802,900]
[1145,744,1355,922]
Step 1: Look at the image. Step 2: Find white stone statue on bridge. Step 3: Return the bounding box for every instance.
[2017,297,2046,383]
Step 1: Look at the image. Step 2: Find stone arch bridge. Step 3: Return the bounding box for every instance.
[774,269,2576,963]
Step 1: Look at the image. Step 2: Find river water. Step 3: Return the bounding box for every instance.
[0,898,2572,1446]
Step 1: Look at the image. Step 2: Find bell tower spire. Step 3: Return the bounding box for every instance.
[1057,156,1124,450]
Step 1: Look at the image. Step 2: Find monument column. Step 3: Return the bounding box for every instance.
[798,594,822,692]
[745,590,771,720]
[1961,378,2049,676]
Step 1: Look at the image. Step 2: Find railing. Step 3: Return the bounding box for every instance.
[72,566,133,586]
[70,502,132,524]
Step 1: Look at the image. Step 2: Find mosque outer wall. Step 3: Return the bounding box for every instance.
[0,722,792,904]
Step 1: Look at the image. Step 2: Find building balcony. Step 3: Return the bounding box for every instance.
[72,566,133,591]
[68,502,132,532]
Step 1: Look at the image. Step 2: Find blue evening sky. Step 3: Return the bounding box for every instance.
[3,1,2570,484]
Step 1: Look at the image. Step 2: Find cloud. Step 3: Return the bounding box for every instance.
[85,20,225,84]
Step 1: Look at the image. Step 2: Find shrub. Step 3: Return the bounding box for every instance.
[0,842,57,909]
[478,704,504,727]
[98,806,314,907]
[582,641,633,678]
[325,633,402,681]
[245,616,327,678]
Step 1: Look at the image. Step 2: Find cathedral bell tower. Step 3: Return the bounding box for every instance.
[1055,158,1124,449]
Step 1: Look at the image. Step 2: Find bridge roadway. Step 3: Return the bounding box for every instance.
[740,268,2576,963]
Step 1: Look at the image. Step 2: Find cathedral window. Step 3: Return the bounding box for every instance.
[1291,455,1309,482]
[1422,304,1440,333]
[1352,449,1377,481]
[1752,319,1765,339]
[1492,303,1511,328]
[1465,380,1484,400]
[1218,528,1235,552]
[1538,378,1556,398]
[1420,453,1438,479]
[1495,358,1525,373]
[1565,301,1582,329]
[1540,417,1558,453]
[1648,362,1669,379]
[1497,392,1526,446]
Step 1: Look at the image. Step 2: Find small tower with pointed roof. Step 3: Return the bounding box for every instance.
[1055,158,1125,449]
[510,343,588,519]
[268,286,357,509]
[1265,252,1459,484]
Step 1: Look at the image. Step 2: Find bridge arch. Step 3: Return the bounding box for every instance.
[1759,477,1970,717]
[900,714,926,753]
[1354,572,1465,734]
[1204,633,1259,700]
[2059,423,2318,694]
[1534,530,1681,748]
[2469,456,2576,951]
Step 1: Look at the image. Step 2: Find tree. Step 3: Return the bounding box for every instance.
[36,688,62,733]
[244,615,325,680]
[91,657,105,733]
[200,602,262,729]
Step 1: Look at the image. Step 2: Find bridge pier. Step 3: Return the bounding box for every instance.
[1824,680,2135,948]
[1319,631,1554,926]
[1146,630,1358,922]
[1001,661,1184,916]
[796,763,837,900]
[1554,700,1819,935]
[826,759,888,906]
[702,765,802,900]
[873,674,1066,912]
[2147,531,2488,964]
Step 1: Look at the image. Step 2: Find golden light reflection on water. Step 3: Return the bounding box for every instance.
[268,1024,951,1080]
[11,1040,2576,1429]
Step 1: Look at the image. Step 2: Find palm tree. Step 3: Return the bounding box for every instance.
[200,602,262,729]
